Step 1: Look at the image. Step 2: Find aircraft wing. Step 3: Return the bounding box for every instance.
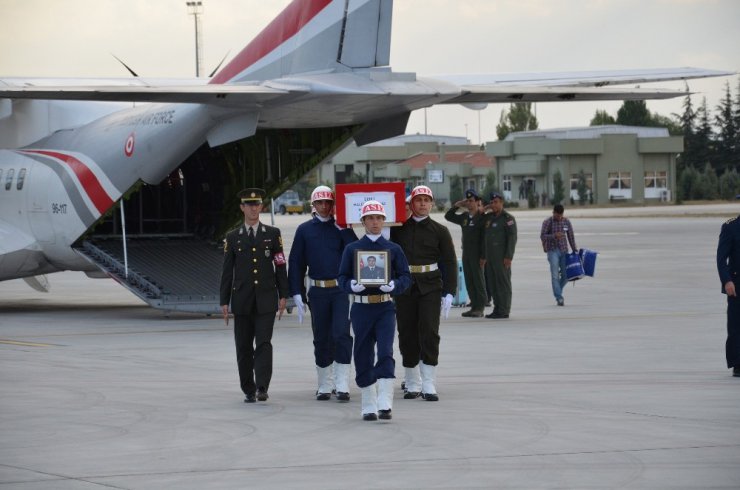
[0,77,294,104]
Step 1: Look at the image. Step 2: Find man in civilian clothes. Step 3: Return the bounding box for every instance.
[288,186,358,401]
[717,214,740,377]
[220,188,289,403]
[391,185,457,401]
[540,204,578,306]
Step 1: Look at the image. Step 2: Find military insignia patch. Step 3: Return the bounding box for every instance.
[273,252,286,265]
[506,220,514,226]
[265,249,270,257]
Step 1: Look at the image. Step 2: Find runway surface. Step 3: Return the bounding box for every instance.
[1,203,739,489]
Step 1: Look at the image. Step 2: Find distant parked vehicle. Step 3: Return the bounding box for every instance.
[273,190,304,215]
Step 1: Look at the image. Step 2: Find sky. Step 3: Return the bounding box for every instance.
[1,0,738,144]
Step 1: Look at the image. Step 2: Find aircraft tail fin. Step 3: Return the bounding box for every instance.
[210,0,392,84]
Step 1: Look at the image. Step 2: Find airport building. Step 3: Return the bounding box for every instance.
[317,126,681,206]
[486,125,682,204]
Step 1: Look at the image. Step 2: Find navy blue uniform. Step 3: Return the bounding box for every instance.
[716,215,740,369]
[338,236,411,388]
[288,215,357,367]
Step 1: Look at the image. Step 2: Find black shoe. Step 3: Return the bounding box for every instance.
[378,409,392,420]
[421,392,439,402]
[363,413,378,421]
[485,312,509,319]
[336,391,350,402]
[400,381,406,391]
[403,391,421,399]
[485,301,492,307]
[316,391,331,401]
[733,367,740,377]
[557,298,564,306]
[256,388,269,402]
[462,309,484,318]
[244,393,256,403]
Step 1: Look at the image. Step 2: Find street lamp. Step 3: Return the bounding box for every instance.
[186,1,204,77]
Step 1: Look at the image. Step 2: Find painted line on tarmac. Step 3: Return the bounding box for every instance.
[0,338,56,347]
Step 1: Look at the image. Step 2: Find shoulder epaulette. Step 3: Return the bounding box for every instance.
[724,216,738,225]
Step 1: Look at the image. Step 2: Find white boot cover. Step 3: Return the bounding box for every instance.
[333,361,351,394]
[316,365,333,395]
[404,366,422,393]
[377,378,395,411]
[419,362,437,395]
[361,383,378,416]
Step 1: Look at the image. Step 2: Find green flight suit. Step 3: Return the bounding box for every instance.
[482,210,517,316]
[444,207,486,311]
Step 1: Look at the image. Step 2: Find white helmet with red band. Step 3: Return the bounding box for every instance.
[310,185,334,202]
[360,200,386,219]
[411,185,434,200]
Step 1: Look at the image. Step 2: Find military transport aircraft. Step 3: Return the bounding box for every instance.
[0,0,732,312]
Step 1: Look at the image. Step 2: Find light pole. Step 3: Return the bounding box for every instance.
[186,1,204,77]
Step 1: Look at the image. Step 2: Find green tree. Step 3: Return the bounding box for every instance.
[480,170,498,201]
[496,102,538,140]
[676,89,697,171]
[527,187,537,209]
[576,170,588,205]
[551,170,565,205]
[695,97,715,169]
[590,109,616,126]
[699,163,719,200]
[449,175,463,203]
[677,165,700,201]
[616,100,653,126]
[719,168,740,200]
[715,81,739,173]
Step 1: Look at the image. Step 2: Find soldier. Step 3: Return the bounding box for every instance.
[482,192,517,319]
[288,185,358,401]
[444,188,487,317]
[220,188,289,403]
[391,185,457,401]
[360,255,385,280]
[716,214,740,377]
[338,201,411,420]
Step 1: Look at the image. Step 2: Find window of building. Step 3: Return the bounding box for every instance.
[17,168,26,190]
[5,168,14,191]
[644,170,668,199]
[608,171,632,199]
[503,175,511,191]
[569,173,593,200]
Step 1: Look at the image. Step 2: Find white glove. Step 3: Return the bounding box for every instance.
[441,294,453,319]
[350,279,366,293]
[292,294,307,324]
[379,280,395,293]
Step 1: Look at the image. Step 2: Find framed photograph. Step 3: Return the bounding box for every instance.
[354,250,389,287]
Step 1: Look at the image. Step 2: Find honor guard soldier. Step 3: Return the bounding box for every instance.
[391,185,457,401]
[716,214,740,377]
[288,186,358,401]
[482,192,517,319]
[220,188,289,403]
[338,201,411,421]
[444,188,487,317]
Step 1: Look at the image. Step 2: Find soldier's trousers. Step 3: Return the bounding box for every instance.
[486,258,512,315]
[234,312,274,395]
[308,286,353,367]
[727,293,740,368]
[462,255,486,310]
[350,301,396,388]
[395,285,441,367]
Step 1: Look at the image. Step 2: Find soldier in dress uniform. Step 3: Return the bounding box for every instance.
[288,186,358,401]
[444,188,487,317]
[482,192,517,319]
[220,188,289,403]
[716,214,740,377]
[338,201,411,421]
[391,185,457,401]
[360,256,385,280]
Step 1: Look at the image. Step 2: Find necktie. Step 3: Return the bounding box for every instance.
[248,227,254,239]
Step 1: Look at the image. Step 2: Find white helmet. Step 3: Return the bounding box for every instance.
[411,185,434,200]
[311,185,334,202]
[360,200,386,219]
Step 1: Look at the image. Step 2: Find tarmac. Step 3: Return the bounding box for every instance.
[1,203,739,489]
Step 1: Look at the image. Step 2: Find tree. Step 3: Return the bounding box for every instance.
[677,165,700,201]
[496,103,538,140]
[480,170,498,201]
[698,163,719,200]
[676,89,697,171]
[551,170,565,205]
[590,109,616,126]
[694,97,715,169]
[719,168,740,200]
[449,175,463,203]
[616,100,653,126]
[576,170,588,205]
[715,81,739,173]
